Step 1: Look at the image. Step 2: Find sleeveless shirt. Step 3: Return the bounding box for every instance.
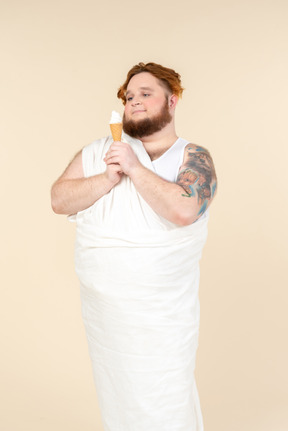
[151,137,188,182]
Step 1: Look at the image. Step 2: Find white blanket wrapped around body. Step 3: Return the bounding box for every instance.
[72,135,208,431]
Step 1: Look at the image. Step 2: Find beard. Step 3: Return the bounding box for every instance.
[123,100,172,138]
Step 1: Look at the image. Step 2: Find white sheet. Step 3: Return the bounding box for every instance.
[72,134,209,431]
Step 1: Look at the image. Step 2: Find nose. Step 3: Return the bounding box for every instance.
[132,98,141,106]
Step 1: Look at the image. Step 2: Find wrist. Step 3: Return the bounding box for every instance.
[126,161,143,178]
[103,168,121,189]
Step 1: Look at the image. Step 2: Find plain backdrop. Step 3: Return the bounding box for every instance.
[1,0,287,430]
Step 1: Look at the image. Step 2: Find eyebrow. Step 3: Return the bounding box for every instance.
[126,86,154,96]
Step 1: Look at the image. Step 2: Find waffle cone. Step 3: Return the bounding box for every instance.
[110,123,122,141]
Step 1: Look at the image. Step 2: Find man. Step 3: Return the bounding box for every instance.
[51,62,217,431]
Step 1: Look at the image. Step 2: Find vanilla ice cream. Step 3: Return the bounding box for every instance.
[109,111,122,124]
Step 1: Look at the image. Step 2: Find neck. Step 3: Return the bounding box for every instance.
[140,122,178,161]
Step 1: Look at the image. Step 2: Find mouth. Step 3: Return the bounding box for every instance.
[132,110,146,115]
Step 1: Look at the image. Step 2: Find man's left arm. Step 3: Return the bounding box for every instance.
[104,142,217,226]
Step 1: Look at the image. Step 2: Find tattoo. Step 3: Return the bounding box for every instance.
[177,144,217,217]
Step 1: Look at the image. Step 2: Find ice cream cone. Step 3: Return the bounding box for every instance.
[110,123,122,141]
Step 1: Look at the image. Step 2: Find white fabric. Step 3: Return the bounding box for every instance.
[71,134,208,431]
[151,137,188,182]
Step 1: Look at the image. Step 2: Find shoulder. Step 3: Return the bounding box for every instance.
[82,135,111,161]
[82,136,114,177]
[59,137,110,181]
[83,136,111,153]
[182,143,212,158]
[180,143,216,174]
[54,149,84,182]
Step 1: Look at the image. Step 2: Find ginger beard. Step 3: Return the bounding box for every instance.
[123,98,172,138]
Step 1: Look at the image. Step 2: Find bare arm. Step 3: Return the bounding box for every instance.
[104,142,217,226]
[175,143,217,220]
[51,150,122,215]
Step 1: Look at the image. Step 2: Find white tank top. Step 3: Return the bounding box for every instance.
[151,137,189,182]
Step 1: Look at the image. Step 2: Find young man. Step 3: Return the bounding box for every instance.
[51,62,217,431]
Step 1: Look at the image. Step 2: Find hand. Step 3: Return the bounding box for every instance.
[104,162,123,185]
[104,141,141,175]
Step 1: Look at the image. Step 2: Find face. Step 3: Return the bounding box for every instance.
[123,72,173,138]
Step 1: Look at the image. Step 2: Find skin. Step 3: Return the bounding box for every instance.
[51,72,217,225]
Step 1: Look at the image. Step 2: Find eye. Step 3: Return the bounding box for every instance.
[143,93,150,97]
[126,96,133,101]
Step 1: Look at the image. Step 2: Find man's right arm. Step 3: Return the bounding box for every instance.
[51,149,122,215]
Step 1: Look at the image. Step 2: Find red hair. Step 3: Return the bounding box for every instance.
[117,62,184,105]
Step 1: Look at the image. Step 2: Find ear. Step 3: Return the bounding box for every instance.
[168,94,178,109]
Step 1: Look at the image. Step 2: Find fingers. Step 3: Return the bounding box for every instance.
[104,142,138,175]
[107,163,122,174]
[104,150,119,165]
[104,142,125,164]
[105,157,119,165]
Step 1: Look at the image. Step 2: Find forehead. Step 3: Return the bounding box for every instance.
[126,72,165,93]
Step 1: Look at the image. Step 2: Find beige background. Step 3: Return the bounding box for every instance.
[1,0,287,430]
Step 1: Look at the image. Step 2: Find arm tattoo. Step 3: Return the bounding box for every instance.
[177,144,217,217]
